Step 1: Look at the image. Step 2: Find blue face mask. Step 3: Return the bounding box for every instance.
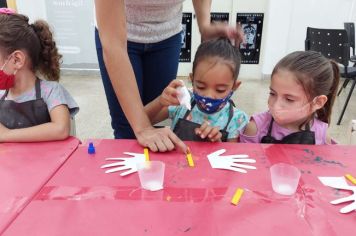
[193,91,233,114]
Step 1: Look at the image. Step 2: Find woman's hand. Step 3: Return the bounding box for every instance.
[201,21,245,45]
[136,126,187,153]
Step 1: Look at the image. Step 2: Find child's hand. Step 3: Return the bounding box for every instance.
[195,120,222,142]
[159,79,183,107]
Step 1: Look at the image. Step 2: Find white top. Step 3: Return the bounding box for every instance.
[95,0,184,43]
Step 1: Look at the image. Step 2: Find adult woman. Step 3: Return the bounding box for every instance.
[95,0,243,152]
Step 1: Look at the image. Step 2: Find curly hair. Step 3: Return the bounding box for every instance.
[0,12,62,81]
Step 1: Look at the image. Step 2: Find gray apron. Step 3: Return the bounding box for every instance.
[173,100,234,142]
[0,78,51,129]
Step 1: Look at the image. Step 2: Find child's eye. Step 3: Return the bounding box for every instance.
[286,98,295,102]
[196,86,205,90]
[269,92,275,96]
[216,89,227,93]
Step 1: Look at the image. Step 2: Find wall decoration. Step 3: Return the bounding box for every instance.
[179,12,192,63]
[236,13,264,64]
[0,0,7,7]
[211,12,229,23]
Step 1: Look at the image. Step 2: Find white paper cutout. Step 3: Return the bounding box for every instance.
[101,152,146,176]
[177,84,191,110]
[318,176,356,213]
[207,149,257,173]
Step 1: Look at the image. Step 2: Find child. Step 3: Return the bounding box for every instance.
[145,38,249,142]
[240,51,340,144]
[0,9,78,142]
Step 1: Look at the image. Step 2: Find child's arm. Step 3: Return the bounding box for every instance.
[242,120,258,136]
[144,79,182,124]
[144,97,170,124]
[0,105,70,142]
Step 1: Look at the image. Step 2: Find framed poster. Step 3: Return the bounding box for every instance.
[236,13,264,64]
[0,0,7,7]
[210,12,229,23]
[180,12,192,63]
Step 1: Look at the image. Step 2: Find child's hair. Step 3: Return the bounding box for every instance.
[0,12,61,81]
[192,38,241,80]
[272,51,340,124]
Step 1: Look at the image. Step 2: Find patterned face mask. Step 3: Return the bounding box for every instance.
[193,91,233,114]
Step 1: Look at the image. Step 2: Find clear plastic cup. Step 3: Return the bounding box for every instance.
[137,161,165,191]
[270,163,301,195]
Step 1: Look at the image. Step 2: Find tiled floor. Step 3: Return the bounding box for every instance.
[60,71,356,145]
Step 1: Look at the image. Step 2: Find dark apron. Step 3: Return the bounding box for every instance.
[261,117,315,144]
[0,78,51,129]
[173,100,234,142]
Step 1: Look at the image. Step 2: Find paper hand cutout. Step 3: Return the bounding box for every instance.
[207,149,257,173]
[101,152,146,176]
[319,176,356,213]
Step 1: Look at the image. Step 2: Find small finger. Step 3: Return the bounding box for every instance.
[200,125,213,139]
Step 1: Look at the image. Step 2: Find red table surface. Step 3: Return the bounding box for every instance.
[0,137,80,234]
[3,140,356,236]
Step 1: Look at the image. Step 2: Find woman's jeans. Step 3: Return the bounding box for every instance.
[95,28,182,139]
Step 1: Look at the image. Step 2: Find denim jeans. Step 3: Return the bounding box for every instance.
[95,29,182,139]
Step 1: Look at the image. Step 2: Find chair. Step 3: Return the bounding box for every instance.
[305,27,356,125]
[338,22,356,95]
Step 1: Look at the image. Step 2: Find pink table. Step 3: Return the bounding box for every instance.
[0,137,80,234]
[3,140,356,235]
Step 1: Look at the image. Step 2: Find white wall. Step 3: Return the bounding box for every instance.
[178,0,267,78]
[15,0,356,75]
[262,0,356,77]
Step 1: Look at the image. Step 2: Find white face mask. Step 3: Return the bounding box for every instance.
[269,100,315,125]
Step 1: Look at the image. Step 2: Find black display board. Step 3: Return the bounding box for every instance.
[236,13,264,64]
[179,12,192,63]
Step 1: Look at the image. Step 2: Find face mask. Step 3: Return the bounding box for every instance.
[0,58,15,90]
[269,100,315,125]
[193,91,233,114]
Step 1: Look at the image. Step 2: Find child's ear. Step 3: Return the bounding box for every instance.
[12,50,26,70]
[313,95,328,110]
[232,80,242,91]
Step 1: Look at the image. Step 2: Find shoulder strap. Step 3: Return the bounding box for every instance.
[35,78,41,99]
[182,99,196,119]
[221,100,234,133]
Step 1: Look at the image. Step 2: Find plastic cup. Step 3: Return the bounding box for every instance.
[137,161,165,191]
[270,163,301,195]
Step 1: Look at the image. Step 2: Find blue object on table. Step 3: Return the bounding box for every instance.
[88,142,95,154]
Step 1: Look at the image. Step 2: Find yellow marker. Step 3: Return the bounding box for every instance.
[186,147,195,167]
[231,188,244,205]
[144,148,150,161]
[345,174,356,185]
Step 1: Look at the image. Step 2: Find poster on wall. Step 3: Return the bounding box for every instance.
[236,13,264,64]
[211,12,229,23]
[45,0,97,68]
[179,12,192,63]
[0,0,7,7]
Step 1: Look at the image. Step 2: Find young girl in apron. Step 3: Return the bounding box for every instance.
[0,8,78,142]
[145,38,249,142]
[240,51,339,144]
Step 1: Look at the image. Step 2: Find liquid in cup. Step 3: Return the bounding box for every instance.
[270,163,301,195]
[137,161,165,191]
